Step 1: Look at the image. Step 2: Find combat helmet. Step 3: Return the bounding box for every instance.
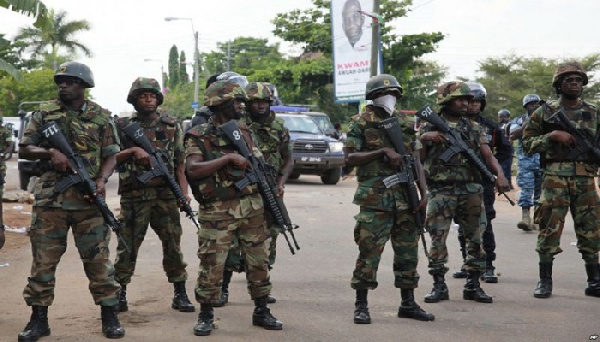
[216,71,249,88]
[522,94,541,108]
[204,80,247,107]
[245,82,272,102]
[54,61,95,88]
[552,61,588,87]
[436,81,473,106]
[127,77,164,105]
[497,109,511,118]
[465,81,487,111]
[365,74,403,100]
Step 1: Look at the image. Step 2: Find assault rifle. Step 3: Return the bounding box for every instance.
[416,104,515,206]
[380,117,430,260]
[551,110,600,161]
[121,121,200,230]
[220,120,300,255]
[40,121,130,252]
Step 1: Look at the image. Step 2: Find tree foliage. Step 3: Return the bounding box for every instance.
[0,68,56,115]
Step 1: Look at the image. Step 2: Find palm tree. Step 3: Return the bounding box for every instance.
[14,9,92,70]
[0,0,49,80]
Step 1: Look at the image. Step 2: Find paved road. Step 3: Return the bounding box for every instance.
[0,159,598,341]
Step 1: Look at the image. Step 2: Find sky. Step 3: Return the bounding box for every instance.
[1,0,599,114]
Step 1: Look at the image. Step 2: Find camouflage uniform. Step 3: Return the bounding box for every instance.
[20,99,121,307]
[0,123,12,197]
[113,113,188,286]
[185,122,271,303]
[510,114,542,208]
[522,100,600,263]
[347,107,422,290]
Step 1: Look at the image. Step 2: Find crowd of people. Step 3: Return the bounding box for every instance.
[1,59,598,340]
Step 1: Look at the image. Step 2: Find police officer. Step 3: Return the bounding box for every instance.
[345,74,434,324]
[185,80,282,336]
[216,82,292,307]
[497,109,514,189]
[419,81,509,305]
[522,61,600,299]
[509,94,543,231]
[18,61,124,340]
[112,77,195,314]
[0,113,12,251]
[452,82,511,283]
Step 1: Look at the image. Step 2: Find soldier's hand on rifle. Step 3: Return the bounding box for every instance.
[548,130,575,146]
[131,147,152,167]
[48,147,70,172]
[495,174,510,194]
[417,198,427,214]
[382,147,403,167]
[95,177,107,198]
[276,180,285,197]
[419,131,446,144]
[228,153,251,169]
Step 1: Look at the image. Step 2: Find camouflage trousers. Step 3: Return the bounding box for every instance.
[113,197,188,285]
[351,207,420,290]
[516,156,542,208]
[195,195,271,303]
[425,184,486,275]
[225,223,278,273]
[535,174,600,264]
[23,207,120,306]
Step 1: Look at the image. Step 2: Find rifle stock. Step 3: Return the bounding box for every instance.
[220,120,300,255]
[121,121,200,230]
[39,121,130,252]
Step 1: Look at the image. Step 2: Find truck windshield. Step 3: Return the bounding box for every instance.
[279,116,322,135]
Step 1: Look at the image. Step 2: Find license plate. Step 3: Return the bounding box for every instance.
[301,156,321,162]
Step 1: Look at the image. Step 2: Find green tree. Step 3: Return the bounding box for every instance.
[167,45,180,89]
[0,0,50,79]
[13,9,91,70]
[0,68,56,115]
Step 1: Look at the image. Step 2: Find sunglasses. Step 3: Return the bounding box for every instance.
[562,76,583,84]
[55,77,81,85]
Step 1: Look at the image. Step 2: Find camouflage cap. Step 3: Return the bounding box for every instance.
[127,77,164,105]
[437,81,473,106]
[245,82,272,101]
[552,61,588,87]
[204,80,247,106]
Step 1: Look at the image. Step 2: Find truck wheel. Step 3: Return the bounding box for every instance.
[288,170,301,180]
[19,172,30,191]
[321,167,341,185]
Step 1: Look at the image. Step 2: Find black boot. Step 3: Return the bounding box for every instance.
[452,267,468,279]
[533,262,553,298]
[193,304,214,336]
[18,306,51,342]
[398,289,435,321]
[353,289,371,324]
[481,265,498,284]
[118,285,128,313]
[213,270,232,308]
[424,274,449,303]
[101,305,125,339]
[172,282,195,312]
[584,263,600,297]
[252,296,283,330]
[267,294,277,303]
[463,271,493,303]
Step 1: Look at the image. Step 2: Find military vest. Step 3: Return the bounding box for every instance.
[422,116,483,184]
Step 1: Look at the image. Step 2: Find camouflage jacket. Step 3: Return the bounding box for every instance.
[115,113,184,199]
[0,125,12,175]
[242,111,291,175]
[420,114,487,186]
[346,106,419,211]
[20,99,119,209]
[184,120,259,205]
[523,98,599,177]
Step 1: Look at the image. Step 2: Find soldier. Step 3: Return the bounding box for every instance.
[345,74,434,324]
[419,81,509,305]
[0,113,13,251]
[18,61,124,340]
[452,82,511,283]
[185,80,282,336]
[509,94,543,231]
[215,82,292,307]
[497,109,514,189]
[112,77,195,314]
[522,61,600,299]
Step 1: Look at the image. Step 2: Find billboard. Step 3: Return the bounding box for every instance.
[331,0,378,103]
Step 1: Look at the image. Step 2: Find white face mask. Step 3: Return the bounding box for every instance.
[372,94,397,115]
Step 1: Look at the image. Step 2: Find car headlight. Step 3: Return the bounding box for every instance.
[328,141,344,153]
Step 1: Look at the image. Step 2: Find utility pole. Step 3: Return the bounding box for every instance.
[370,0,381,77]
